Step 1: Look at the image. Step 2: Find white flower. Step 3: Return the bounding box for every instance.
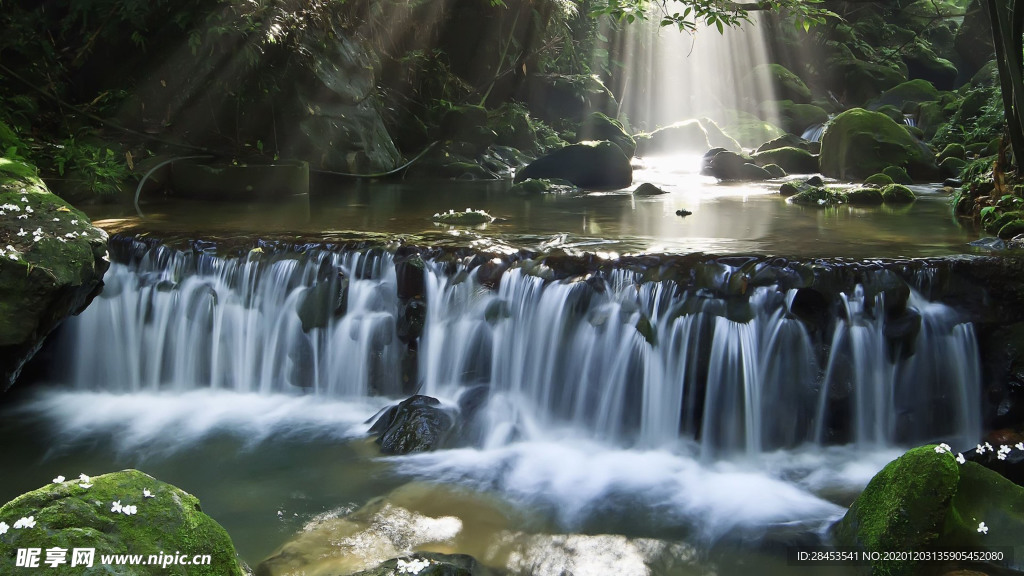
[978,521,989,534]
[0,211,5,216]
[53,218,59,222]
[25,206,33,213]
[17,214,27,219]
[53,475,66,483]
[13,516,35,529]
[977,444,987,454]
[111,500,122,513]
[998,452,1008,461]
[1016,442,1024,451]
[0,522,8,535]
[71,219,78,225]
[65,233,75,238]
[16,228,26,237]
[21,196,27,202]
[956,453,966,465]
[9,205,20,212]
[79,473,90,483]
[396,558,432,574]
[79,483,92,489]
[143,489,154,499]
[8,254,16,261]
[940,443,952,452]
[934,445,948,454]
[57,238,66,243]
[123,505,137,516]
[985,442,994,451]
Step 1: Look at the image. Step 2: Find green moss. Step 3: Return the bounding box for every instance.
[0,470,245,575]
[750,146,818,174]
[871,79,941,111]
[937,462,1024,551]
[882,166,913,184]
[578,112,636,158]
[845,187,885,205]
[864,173,894,187]
[833,446,960,576]
[881,183,917,203]
[788,187,844,206]
[819,109,936,181]
[938,143,966,161]
[762,164,786,178]
[998,219,1024,239]
[432,209,495,225]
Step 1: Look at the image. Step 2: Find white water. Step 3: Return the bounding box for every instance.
[36,240,984,548]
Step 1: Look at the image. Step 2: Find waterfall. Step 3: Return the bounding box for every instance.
[62,239,982,454]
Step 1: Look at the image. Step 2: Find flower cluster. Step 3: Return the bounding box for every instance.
[396,557,433,574]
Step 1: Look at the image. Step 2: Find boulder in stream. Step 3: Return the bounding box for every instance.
[0,469,246,575]
[370,395,456,454]
[514,141,632,190]
[819,108,938,181]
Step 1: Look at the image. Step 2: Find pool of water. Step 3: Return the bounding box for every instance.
[92,155,978,258]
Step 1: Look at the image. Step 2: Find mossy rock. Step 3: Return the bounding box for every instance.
[766,100,829,134]
[829,58,907,105]
[935,461,1024,553]
[870,79,941,111]
[0,163,109,390]
[901,41,958,91]
[439,105,495,148]
[881,183,917,203]
[508,178,576,195]
[845,187,885,205]
[938,143,966,161]
[763,164,786,178]
[633,182,668,196]
[0,470,246,575]
[998,219,1024,239]
[939,156,967,178]
[750,146,818,174]
[746,63,811,103]
[883,166,914,184]
[873,105,906,124]
[864,173,894,187]
[432,209,495,225]
[916,101,951,140]
[788,187,844,206]
[832,446,960,576]
[578,112,636,158]
[819,109,937,181]
[722,113,786,148]
[696,117,742,153]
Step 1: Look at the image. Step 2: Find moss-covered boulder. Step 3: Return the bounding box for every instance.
[508,178,577,195]
[845,187,885,205]
[696,117,742,152]
[819,108,938,181]
[881,183,917,203]
[578,112,636,158]
[883,166,914,185]
[832,446,959,576]
[633,183,668,196]
[902,41,958,91]
[788,187,844,206]
[514,141,632,190]
[702,150,770,181]
[767,100,829,135]
[829,58,907,106]
[834,446,1024,576]
[431,209,495,226]
[763,164,786,178]
[750,146,818,174]
[864,173,894,187]
[870,79,941,112]
[0,470,245,575]
[0,159,108,391]
[746,63,811,103]
[939,156,967,178]
[722,112,787,148]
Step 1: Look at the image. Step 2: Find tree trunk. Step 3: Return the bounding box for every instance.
[987,0,1024,174]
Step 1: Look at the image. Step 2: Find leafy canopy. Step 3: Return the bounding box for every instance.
[591,0,835,33]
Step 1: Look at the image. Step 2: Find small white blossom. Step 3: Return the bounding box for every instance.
[21,196,27,202]
[123,505,137,516]
[71,219,78,225]
[57,238,66,243]
[940,443,952,452]
[17,214,27,219]
[111,501,123,514]
[396,558,432,574]
[16,228,26,236]
[143,489,154,499]
[1016,442,1024,451]
[25,206,33,213]
[934,445,948,454]
[0,522,8,535]
[977,444,987,454]
[8,254,17,261]
[65,233,75,238]
[79,473,90,483]
[0,211,5,216]
[13,516,35,529]
[52,218,59,222]
[956,453,966,465]
[978,521,989,534]
[53,475,65,484]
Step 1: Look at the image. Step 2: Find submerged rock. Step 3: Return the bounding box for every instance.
[0,160,108,390]
[370,395,456,455]
[514,141,632,190]
[0,469,246,575]
[750,146,819,174]
[350,553,488,576]
[634,183,668,196]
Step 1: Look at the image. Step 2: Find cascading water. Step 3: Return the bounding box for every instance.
[62,238,981,456]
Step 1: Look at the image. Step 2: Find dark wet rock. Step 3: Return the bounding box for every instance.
[789,288,830,335]
[762,164,786,178]
[702,150,770,181]
[828,57,906,105]
[939,157,967,179]
[515,141,632,190]
[578,111,636,158]
[634,183,668,196]
[999,220,1024,240]
[819,109,938,181]
[902,42,957,91]
[939,143,967,161]
[675,209,692,217]
[522,73,618,126]
[370,395,456,455]
[967,433,1024,487]
[970,237,1006,251]
[440,105,495,149]
[750,146,818,174]
[754,133,815,154]
[944,177,963,188]
[396,299,427,344]
[885,307,922,361]
[805,175,825,187]
[509,177,578,195]
[395,254,426,300]
[349,553,489,576]
[297,275,348,331]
